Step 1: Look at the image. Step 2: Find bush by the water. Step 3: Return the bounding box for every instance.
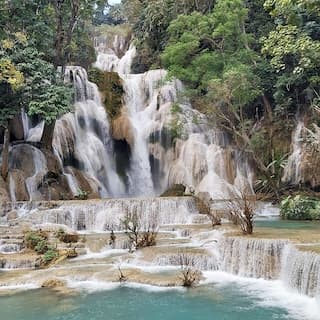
[25,231,48,250]
[43,249,59,263]
[280,196,320,220]
[54,228,79,243]
[25,231,59,265]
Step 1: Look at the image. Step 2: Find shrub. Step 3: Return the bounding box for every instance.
[74,189,89,200]
[34,240,49,254]
[121,210,158,251]
[43,248,58,264]
[54,228,79,243]
[280,196,320,220]
[25,231,48,250]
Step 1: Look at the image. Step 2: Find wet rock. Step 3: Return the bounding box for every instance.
[9,144,36,175]
[161,184,186,197]
[9,114,24,141]
[6,210,18,221]
[41,278,66,288]
[88,69,124,120]
[111,114,135,147]
[9,170,29,201]
[70,168,100,199]
[0,175,10,203]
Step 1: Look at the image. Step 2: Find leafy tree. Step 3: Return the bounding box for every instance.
[0,34,26,180]
[0,34,72,154]
[262,1,320,116]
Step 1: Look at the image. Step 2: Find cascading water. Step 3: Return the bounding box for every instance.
[282,121,304,185]
[220,237,287,279]
[24,147,48,201]
[26,197,201,232]
[53,66,125,197]
[94,38,254,199]
[281,245,320,297]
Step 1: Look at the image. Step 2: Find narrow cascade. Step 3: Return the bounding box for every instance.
[8,174,16,203]
[24,146,48,201]
[26,197,201,232]
[282,121,304,184]
[219,237,287,279]
[94,38,254,199]
[281,245,320,297]
[21,109,45,142]
[53,66,125,197]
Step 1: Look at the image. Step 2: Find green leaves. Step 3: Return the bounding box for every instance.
[262,25,320,73]
[28,84,72,124]
[0,35,72,128]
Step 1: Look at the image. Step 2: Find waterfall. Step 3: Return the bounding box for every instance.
[155,253,219,271]
[281,245,320,297]
[26,197,201,232]
[8,173,16,203]
[282,121,304,184]
[24,146,48,201]
[220,237,287,279]
[94,38,254,199]
[53,66,126,197]
[219,236,320,299]
[21,109,44,142]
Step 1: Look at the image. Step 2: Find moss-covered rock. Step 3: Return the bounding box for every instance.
[88,68,124,120]
[160,184,186,197]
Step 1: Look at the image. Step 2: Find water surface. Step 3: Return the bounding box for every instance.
[0,284,291,320]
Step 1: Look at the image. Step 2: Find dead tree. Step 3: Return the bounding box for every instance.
[227,189,256,235]
[178,252,202,288]
[121,209,158,251]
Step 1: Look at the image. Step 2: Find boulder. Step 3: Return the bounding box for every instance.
[41,278,66,288]
[7,210,18,221]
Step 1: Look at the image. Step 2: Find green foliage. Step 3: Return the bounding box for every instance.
[75,189,90,200]
[88,68,124,119]
[280,195,320,220]
[34,240,49,254]
[262,0,320,115]
[25,231,48,251]
[169,103,186,140]
[0,37,72,127]
[43,248,59,263]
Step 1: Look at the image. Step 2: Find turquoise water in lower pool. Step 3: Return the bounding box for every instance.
[255,218,320,230]
[0,284,292,320]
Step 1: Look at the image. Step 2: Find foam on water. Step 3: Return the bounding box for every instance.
[202,271,320,320]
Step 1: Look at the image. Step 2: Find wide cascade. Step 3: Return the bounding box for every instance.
[94,34,254,199]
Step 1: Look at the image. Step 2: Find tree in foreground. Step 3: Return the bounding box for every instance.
[227,188,257,235]
[121,210,158,252]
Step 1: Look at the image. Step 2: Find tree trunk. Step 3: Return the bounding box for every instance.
[41,122,55,150]
[1,128,10,181]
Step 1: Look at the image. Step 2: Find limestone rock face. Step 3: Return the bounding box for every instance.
[285,123,320,190]
[69,168,100,199]
[0,176,10,203]
[88,69,124,120]
[300,148,320,189]
[111,114,135,147]
[8,144,74,201]
[9,144,36,176]
[9,170,29,201]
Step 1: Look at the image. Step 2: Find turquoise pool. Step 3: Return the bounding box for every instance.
[0,284,293,320]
